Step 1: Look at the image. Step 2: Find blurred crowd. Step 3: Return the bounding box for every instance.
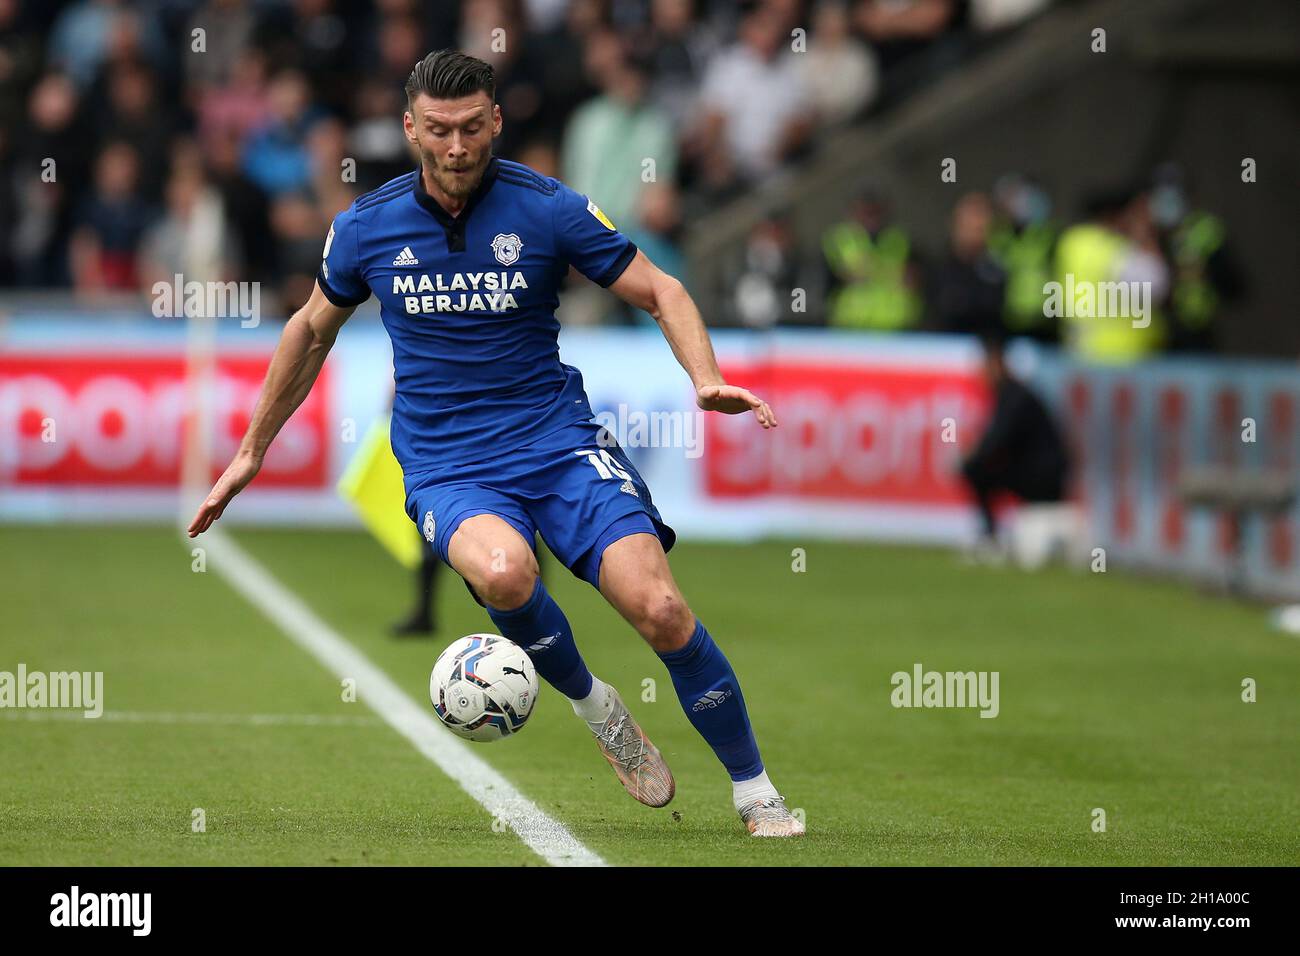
[723,166,1245,360]
[0,0,1048,315]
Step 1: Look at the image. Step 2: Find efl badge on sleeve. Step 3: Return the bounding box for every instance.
[586,198,615,231]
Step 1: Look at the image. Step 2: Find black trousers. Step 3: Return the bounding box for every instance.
[961,456,1066,537]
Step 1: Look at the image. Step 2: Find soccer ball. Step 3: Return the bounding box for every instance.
[429,634,538,742]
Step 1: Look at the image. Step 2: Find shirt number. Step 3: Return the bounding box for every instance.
[574,448,632,481]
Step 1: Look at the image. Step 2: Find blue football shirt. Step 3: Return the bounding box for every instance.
[317,158,638,478]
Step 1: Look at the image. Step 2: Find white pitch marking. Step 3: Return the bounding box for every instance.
[1,710,384,727]
[193,528,606,867]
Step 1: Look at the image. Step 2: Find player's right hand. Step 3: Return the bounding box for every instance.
[187,453,262,537]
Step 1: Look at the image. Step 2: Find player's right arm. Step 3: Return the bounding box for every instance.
[190,203,371,537]
[187,281,357,537]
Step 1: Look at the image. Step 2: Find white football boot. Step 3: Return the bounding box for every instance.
[587,686,675,808]
[738,794,806,837]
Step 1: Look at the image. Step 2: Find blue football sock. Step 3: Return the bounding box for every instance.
[486,578,593,701]
[658,619,763,782]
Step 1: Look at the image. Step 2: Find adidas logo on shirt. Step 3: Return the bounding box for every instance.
[393,246,419,266]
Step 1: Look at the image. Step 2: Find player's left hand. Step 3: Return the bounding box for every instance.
[696,384,778,429]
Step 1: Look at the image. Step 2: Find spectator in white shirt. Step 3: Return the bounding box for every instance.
[690,5,813,185]
[799,0,880,127]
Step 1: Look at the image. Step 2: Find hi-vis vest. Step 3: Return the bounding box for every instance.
[989,221,1056,332]
[1170,211,1225,331]
[1054,224,1163,364]
[823,222,922,331]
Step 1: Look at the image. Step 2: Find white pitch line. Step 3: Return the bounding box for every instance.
[2,710,385,727]
[194,527,606,867]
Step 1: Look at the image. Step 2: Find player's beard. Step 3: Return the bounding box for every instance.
[424,149,490,200]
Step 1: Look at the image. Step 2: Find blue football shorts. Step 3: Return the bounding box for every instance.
[404,418,677,598]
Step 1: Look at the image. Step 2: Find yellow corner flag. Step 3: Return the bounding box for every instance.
[337,416,422,570]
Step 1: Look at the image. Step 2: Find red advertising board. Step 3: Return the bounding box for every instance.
[0,354,330,487]
[704,359,990,504]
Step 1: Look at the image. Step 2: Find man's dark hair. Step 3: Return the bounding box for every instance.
[1082,184,1134,221]
[979,329,1008,363]
[405,50,495,110]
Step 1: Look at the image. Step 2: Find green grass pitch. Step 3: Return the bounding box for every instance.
[1,525,1297,866]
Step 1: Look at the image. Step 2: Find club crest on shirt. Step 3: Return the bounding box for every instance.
[491,233,523,266]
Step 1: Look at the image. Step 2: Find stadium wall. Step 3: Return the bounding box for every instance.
[1,317,1296,599]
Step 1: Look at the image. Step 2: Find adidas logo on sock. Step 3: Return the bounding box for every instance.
[526,634,559,653]
[692,689,732,712]
[393,246,419,266]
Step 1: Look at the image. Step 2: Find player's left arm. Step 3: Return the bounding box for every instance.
[608,250,778,429]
